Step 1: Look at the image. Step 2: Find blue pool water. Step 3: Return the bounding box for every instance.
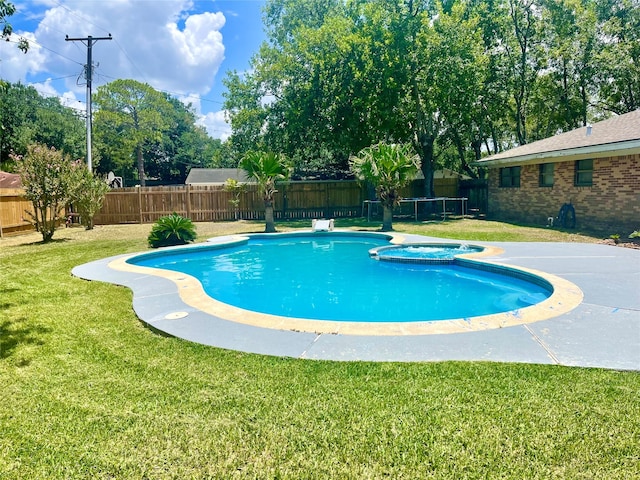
[129,234,552,322]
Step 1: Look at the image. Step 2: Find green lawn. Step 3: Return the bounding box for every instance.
[1,220,638,479]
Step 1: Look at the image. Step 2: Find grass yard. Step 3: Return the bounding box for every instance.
[1,219,638,479]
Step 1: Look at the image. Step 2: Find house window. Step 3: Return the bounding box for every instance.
[539,163,554,187]
[574,159,593,186]
[499,166,521,187]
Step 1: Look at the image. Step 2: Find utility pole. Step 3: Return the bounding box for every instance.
[65,34,112,171]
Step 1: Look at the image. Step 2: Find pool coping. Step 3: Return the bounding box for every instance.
[108,231,583,336]
[72,232,640,371]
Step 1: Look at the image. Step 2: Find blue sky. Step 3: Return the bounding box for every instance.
[0,0,268,140]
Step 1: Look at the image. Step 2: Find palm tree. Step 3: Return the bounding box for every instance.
[350,142,421,231]
[240,151,292,233]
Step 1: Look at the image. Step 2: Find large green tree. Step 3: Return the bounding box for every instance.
[225,0,639,187]
[224,0,486,194]
[93,79,173,186]
[0,83,85,170]
[593,0,640,114]
[143,95,223,184]
[94,81,224,184]
[533,0,598,134]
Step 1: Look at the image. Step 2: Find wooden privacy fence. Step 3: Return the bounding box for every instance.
[93,181,369,225]
[0,188,34,237]
[93,179,461,225]
[1,178,467,234]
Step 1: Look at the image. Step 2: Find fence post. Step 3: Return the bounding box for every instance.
[186,184,192,219]
[138,186,143,224]
[281,183,287,220]
[325,182,330,219]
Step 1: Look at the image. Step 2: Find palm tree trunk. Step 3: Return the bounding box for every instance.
[382,206,393,231]
[264,204,276,233]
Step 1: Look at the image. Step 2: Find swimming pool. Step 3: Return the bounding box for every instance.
[127,233,552,323]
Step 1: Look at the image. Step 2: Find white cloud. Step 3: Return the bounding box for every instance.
[30,77,58,97]
[197,110,232,141]
[0,31,47,82]
[60,90,84,112]
[178,93,230,141]
[12,1,226,105]
[177,92,202,113]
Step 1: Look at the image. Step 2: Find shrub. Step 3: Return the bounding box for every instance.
[147,213,197,248]
[69,167,110,230]
[224,178,247,221]
[14,144,77,242]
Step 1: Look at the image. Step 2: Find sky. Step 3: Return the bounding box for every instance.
[0,0,268,140]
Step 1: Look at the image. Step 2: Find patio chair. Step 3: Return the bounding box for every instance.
[312,219,334,232]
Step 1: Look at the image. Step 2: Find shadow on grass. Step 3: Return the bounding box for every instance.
[3,237,72,248]
[0,318,52,362]
[30,237,72,246]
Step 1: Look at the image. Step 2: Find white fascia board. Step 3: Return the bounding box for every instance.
[474,140,640,167]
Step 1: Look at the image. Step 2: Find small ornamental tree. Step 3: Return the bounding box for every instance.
[14,144,76,242]
[350,143,421,231]
[69,166,110,230]
[224,177,247,221]
[239,151,292,233]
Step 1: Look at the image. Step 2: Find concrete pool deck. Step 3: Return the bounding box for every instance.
[72,234,640,371]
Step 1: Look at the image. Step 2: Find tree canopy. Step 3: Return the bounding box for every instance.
[1,79,225,184]
[224,0,640,192]
[0,83,85,171]
[93,79,224,185]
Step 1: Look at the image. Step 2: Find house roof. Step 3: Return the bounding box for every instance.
[185,168,254,185]
[476,109,640,167]
[0,171,22,188]
[433,168,472,180]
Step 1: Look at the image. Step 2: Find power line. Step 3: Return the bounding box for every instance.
[2,36,84,66]
[26,85,87,109]
[97,72,225,106]
[47,0,112,37]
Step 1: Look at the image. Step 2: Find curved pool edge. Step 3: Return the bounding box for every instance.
[106,231,583,336]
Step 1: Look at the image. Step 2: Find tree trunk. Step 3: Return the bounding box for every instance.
[137,145,146,187]
[264,203,276,233]
[416,132,436,199]
[381,206,393,232]
[410,77,437,199]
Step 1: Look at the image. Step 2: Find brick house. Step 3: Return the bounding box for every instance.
[475,109,640,234]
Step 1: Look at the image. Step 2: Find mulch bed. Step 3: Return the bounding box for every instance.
[598,238,640,250]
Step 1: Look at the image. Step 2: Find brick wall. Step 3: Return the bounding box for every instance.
[487,154,640,234]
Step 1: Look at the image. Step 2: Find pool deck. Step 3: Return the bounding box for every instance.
[72,234,640,371]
